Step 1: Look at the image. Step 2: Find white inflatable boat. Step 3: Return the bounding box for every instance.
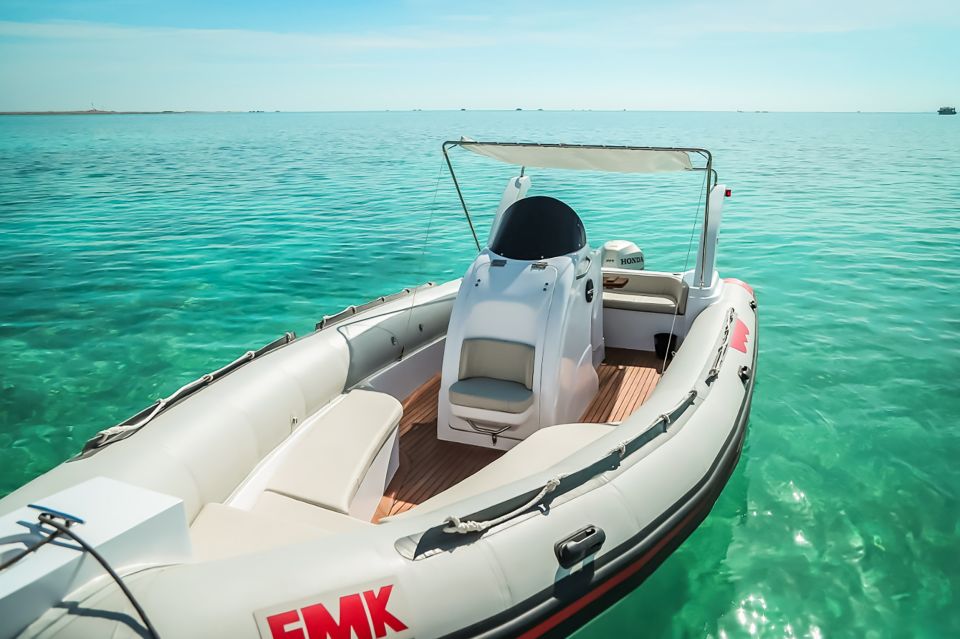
[0,140,758,639]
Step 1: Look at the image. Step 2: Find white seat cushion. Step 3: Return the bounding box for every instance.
[603,291,678,314]
[252,491,372,532]
[189,503,321,561]
[601,270,688,315]
[267,389,402,514]
[191,497,369,561]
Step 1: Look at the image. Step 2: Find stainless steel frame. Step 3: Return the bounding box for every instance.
[441,140,719,286]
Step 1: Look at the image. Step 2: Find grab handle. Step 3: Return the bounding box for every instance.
[555,525,606,568]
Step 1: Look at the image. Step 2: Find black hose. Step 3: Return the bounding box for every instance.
[0,528,65,571]
[37,514,161,639]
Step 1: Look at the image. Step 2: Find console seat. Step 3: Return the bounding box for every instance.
[448,338,536,414]
[449,378,533,413]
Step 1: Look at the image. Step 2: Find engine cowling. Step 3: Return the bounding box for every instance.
[602,240,645,270]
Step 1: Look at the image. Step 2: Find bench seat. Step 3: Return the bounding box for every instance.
[266,389,402,518]
[601,269,688,315]
[190,494,370,561]
[603,291,678,314]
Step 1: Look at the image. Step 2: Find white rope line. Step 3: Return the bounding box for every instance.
[662,171,708,373]
[442,476,563,534]
[400,158,446,350]
[92,350,257,443]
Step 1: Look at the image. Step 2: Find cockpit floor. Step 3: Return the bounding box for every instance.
[372,349,662,523]
[373,375,503,522]
[580,348,663,423]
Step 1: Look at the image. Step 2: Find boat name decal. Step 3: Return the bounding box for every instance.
[258,584,409,639]
[731,319,750,354]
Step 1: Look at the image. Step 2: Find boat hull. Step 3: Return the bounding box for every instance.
[1,279,757,639]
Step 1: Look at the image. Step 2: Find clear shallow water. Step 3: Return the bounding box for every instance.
[1,111,958,637]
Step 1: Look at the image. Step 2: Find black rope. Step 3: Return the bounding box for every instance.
[661,170,708,373]
[0,513,161,639]
[0,526,66,571]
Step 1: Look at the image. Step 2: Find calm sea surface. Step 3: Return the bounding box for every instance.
[1,112,958,637]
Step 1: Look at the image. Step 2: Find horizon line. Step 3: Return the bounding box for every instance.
[0,108,952,116]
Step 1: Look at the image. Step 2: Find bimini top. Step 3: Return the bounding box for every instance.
[446,139,710,174]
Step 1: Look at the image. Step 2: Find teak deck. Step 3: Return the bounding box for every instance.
[372,348,662,522]
[579,348,664,423]
[373,375,502,522]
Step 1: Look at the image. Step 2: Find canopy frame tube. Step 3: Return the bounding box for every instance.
[442,143,482,251]
[441,141,716,280]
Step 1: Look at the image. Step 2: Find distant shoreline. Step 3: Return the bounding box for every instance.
[0,109,199,116]
[0,109,944,116]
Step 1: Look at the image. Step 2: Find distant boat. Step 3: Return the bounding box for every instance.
[939,106,956,115]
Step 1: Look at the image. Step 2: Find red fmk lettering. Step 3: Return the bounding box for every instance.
[265,585,408,639]
[363,586,409,638]
[731,318,750,354]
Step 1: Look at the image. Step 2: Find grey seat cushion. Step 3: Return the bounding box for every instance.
[603,291,678,314]
[601,269,688,314]
[458,338,535,388]
[449,378,534,413]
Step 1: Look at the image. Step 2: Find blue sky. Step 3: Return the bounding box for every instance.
[0,0,957,112]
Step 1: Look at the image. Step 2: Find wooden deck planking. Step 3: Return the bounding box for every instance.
[373,375,503,522]
[372,349,663,522]
[579,349,663,424]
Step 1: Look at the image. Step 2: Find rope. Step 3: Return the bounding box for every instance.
[39,514,161,639]
[443,476,562,534]
[86,349,258,449]
[399,158,445,356]
[383,161,447,512]
[1,512,160,639]
[662,171,708,373]
[0,525,66,571]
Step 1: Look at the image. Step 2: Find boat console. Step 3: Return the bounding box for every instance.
[437,196,603,450]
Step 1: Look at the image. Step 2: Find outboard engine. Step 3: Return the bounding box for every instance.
[602,239,645,270]
[438,196,603,451]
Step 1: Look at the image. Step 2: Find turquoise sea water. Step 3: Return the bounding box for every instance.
[1,112,958,637]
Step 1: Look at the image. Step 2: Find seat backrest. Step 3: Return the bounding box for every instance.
[458,338,535,389]
[604,270,689,314]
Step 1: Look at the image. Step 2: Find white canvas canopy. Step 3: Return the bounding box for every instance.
[441,138,716,254]
[452,140,699,174]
